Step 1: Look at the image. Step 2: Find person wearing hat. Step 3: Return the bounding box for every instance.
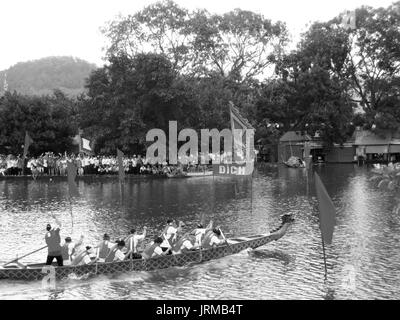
[94,233,114,263]
[44,215,63,266]
[61,235,84,266]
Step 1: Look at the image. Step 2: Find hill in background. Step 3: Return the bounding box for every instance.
[0,56,97,97]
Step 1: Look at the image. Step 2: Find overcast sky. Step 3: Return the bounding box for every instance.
[0,0,395,71]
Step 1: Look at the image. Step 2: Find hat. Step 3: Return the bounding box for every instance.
[103,233,110,240]
[65,237,72,242]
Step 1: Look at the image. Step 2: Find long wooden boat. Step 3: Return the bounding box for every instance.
[0,214,294,281]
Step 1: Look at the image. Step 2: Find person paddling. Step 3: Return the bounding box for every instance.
[94,233,113,262]
[61,235,84,266]
[201,228,227,249]
[71,246,95,266]
[124,227,147,260]
[142,237,168,259]
[44,215,63,266]
[171,234,198,254]
[105,240,126,262]
[160,219,184,253]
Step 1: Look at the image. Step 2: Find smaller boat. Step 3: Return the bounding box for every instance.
[186,171,213,177]
[166,172,188,178]
[284,156,305,168]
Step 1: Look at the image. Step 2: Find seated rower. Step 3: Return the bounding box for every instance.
[171,234,198,255]
[105,240,126,262]
[124,226,147,260]
[94,233,113,262]
[61,235,84,266]
[191,220,213,246]
[160,219,184,253]
[201,228,227,249]
[71,246,95,266]
[142,237,168,259]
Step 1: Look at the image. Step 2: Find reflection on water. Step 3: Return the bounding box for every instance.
[1,164,400,299]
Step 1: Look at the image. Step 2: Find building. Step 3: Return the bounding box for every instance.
[277,128,400,164]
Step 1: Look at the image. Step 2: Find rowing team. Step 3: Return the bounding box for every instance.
[42,216,228,267]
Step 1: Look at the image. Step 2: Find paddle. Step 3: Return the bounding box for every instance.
[3,245,47,267]
[219,228,233,253]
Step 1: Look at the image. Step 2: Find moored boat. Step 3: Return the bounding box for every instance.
[0,214,294,281]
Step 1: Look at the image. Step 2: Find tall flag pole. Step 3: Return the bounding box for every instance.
[67,160,79,234]
[117,149,125,183]
[314,172,336,279]
[23,131,33,160]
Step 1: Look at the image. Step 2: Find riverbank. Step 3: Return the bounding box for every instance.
[0,174,168,181]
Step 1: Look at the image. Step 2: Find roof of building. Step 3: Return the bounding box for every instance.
[353,129,400,145]
[279,131,312,142]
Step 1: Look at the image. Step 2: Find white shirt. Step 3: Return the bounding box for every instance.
[114,249,125,261]
[128,234,145,253]
[161,225,177,248]
[209,235,223,246]
[152,246,163,257]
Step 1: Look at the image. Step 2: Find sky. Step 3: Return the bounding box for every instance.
[0,0,396,71]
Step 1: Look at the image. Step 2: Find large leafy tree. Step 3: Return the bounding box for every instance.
[102,0,288,81]
[0,90,77,155]
[79,53,198,154]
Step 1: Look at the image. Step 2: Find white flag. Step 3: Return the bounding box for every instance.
[341,10,356,30]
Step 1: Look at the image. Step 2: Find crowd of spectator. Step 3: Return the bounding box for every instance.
[0,152,229,177]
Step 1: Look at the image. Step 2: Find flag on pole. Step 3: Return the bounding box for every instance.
[117,148,125,182]
[80,137,92,154]
[341,10,356,30]
[314,172,336,245]
[23,131,34,159]
[67,161,79,197]
[213,102,255,176]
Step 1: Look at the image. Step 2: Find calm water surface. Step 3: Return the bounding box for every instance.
[0,164,399,300]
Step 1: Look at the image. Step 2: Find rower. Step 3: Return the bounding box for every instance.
[192,220,213,246]
[61,235,84,266]
[95,233,113,262]
[160,219,184,253]
[171,234,198,255]
[44,215,63,266]
[201,228,227,249]
[71,246,95,266]
[105,240,126,262]
[124,227,147,260]
[142,237,167,259]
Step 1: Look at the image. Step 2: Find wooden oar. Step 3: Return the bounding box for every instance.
[219,228,233,253]
[3,245,47,267]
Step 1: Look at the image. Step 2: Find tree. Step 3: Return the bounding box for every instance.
[102,0,288,81]
[79,53,198,154]
[0,91,78,155]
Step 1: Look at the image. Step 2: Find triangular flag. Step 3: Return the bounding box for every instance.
[341,10,356,30]
[67,161,79,197]
[23,131,34,159]
[117,149,125,182]
[314,172,336,244]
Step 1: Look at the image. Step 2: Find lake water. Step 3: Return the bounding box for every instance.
[0,164,399,300]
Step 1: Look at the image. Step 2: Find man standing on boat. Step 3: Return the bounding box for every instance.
[44,215,63,266]
[124,227,147,259]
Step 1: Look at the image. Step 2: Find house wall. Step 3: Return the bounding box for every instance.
[325,146,355,163]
